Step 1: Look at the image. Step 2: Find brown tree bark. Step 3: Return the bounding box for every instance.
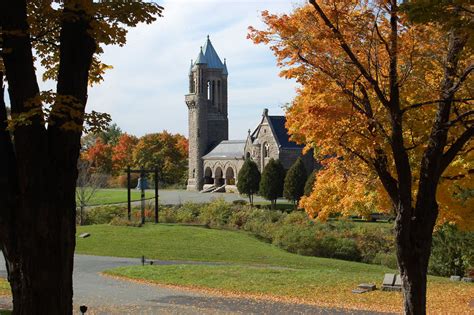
[0,0,96,313]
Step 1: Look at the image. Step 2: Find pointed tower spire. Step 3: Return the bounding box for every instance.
[223,58,228,76]
[202,36,224,69]
[195,46,207,65]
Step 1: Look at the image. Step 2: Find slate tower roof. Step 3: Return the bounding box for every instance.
[193,36,225,70]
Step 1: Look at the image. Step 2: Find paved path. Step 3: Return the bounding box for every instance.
[98,189,274,206]
[0,255,389,314]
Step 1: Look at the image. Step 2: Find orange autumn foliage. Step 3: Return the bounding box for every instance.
[112,133,139,172]
[249,1,473,229]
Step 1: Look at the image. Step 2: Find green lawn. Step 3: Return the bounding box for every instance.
[85,188,155,206]
[76,224,388,270]
[78,224,473,313]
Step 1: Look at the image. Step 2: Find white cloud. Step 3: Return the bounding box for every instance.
[0,1,301,139]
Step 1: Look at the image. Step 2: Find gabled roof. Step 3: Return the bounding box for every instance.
[249,109,303,150]
[267,116,303,149]
[203,140,246,160]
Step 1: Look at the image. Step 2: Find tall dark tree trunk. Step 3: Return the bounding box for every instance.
[0,0,96,313]
[395,201,437,315]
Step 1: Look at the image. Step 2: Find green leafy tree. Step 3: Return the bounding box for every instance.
[237,158,261,205]
[98,122,122,146]
[283,157,307,207]
[259,159,285,209]
[304,169,317,197]
[133,131,188,186]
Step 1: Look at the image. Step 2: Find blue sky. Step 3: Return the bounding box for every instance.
[58,0,304,139]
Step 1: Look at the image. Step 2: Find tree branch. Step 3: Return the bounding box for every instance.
[448,64,473,95]
[440,127,474,174]
[402,98,474,113]
[308,0,390,108]
[445,110,474,128]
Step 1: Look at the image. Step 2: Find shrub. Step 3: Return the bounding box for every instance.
[232,199,248,206]
[82,205,125,225]
[242,209,284,242]
[316,236,361,261]
[272,225,319,256]
[355,229,395,263]
[429,224,474,277]
[280,211,312,226]
[109,217,142,227]
[199,198,233,228]
[373,252,398,269]
[228,208,252,229]
[158,207,178,223]
[176,202,201,223]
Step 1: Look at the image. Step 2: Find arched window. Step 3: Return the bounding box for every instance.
[246,152,251,159]
[189,73,195,93]
[217,80,221,111]
[264,143,270,158]
[207,81,211,100]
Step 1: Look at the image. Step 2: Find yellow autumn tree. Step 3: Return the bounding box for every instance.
[249,1,472,313]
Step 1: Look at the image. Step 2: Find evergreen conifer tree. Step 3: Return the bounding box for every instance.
[283,157,307,207]
[259,159,285,209]
[237,158,261,205]
[304,169,317,197]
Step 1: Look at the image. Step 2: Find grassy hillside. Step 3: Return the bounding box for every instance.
[77,224,472,313]
[76,224,388,271]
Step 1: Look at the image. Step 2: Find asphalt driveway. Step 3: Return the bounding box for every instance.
[0,254,390,314]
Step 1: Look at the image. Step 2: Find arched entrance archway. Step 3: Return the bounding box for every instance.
[204,167,213,184]
[214,167,224,186]
[225,167,235,185]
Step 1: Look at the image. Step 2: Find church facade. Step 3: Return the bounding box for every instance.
[185,37,315,192]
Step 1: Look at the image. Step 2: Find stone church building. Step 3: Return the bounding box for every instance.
[185,37,315,192]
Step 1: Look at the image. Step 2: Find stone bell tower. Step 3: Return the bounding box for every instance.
[185,36,229,191]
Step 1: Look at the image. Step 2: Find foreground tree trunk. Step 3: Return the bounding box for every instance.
[395,202,437,315]
[0,0,96,313]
